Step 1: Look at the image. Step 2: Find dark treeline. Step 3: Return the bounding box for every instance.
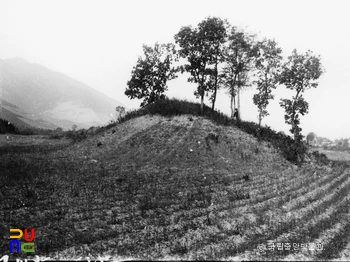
[0,118,18,134]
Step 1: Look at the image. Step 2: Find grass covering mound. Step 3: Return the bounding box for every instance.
[119,98,307,164]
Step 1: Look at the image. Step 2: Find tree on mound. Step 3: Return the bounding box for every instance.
[175,17,228,113]
[253,38,282,127]
[222,26,256,119]
[279,49,324,142]
[125,42,179,107]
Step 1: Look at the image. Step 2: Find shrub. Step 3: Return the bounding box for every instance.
[105,120,118,129]
[0,118,18,134]
[65,129,87,142]
[118,98,233,127]
[238,120,308,163]
[311,150,330,165]
[49,133,63,139]
[49,128,65,139]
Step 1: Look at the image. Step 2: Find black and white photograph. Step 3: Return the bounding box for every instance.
[1,0,350,260]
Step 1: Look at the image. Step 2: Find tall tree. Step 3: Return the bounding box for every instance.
[116,106,126,121]
[198,17,228,111]
[222,27,256,119]
[253,38,282,126]
[125,42,178,107]
[175,17,227,113]
[279,49,324,141]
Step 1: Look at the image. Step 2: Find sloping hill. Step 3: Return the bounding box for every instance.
[0,57,123,130]
[1,100,58,129]
[65,114,290,171]
[1,114,350,260]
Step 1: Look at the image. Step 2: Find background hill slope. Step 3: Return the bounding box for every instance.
[0,57,123,130]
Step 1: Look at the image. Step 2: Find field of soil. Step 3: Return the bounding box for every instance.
[0,134,71,155]
[1,115,350,260]
[314,147,350,162]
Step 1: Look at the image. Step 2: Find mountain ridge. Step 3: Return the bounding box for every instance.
[0,57,123,130]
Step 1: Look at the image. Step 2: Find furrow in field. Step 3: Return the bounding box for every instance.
[205,196,350,260]
[153,169,310,222]
[216,164,348,217]
[264,192,350,260]
[184,169,350,259]
[98,167,346,255]
[157,166,347,235]
[335,239,350,260]
[232,178,350,260]
[219,165,341,212]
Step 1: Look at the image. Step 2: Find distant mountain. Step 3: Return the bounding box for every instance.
[0,57,124,130]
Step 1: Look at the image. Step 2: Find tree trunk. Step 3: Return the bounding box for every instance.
[237,71,241,120]
[0,66,2,119]
[230,73,237,118]
[292,116,297,141]
[200,91,204,114]
[292,90,301,141]
[233,95,236,113]
[230,92,237,118]
[211,57,219,112]
[237,88,241,121]
[211,87,217,111]
[230,93,234,118]
[258,110,262,127]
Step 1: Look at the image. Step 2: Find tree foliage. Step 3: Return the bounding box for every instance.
[0,119,18,134]
[279,49,324,141]
[125,42,179,107]
[335,138,350,150]
[122,16,327,164]
[306,132,317,144]
[222,27,256,118]
[116,106,126,122]
[197,17,228,111]
[174,17,228,113]
[252,38,282,126]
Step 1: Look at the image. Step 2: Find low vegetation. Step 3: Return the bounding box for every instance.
[119,98,307,164]
[0,119,18,134]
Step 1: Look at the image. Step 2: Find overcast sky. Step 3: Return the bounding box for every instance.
[1,0,349,140]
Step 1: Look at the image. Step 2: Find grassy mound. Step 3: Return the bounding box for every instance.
[118,98,307,164]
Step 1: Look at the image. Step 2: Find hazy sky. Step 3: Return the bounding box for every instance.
[1,0,349,140]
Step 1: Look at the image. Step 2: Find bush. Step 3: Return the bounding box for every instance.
[49,133,64,139]
[65,129,87,142]
[17,126,58,136]
[311,150,330,165]
[118,98,233,126]
[237,120,308,163]
[106,120,118,129]
[0,118,18,134]
[49,128,65,139]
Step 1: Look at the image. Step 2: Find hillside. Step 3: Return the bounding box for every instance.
[0,57,123,130]
[1,114,350,260]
